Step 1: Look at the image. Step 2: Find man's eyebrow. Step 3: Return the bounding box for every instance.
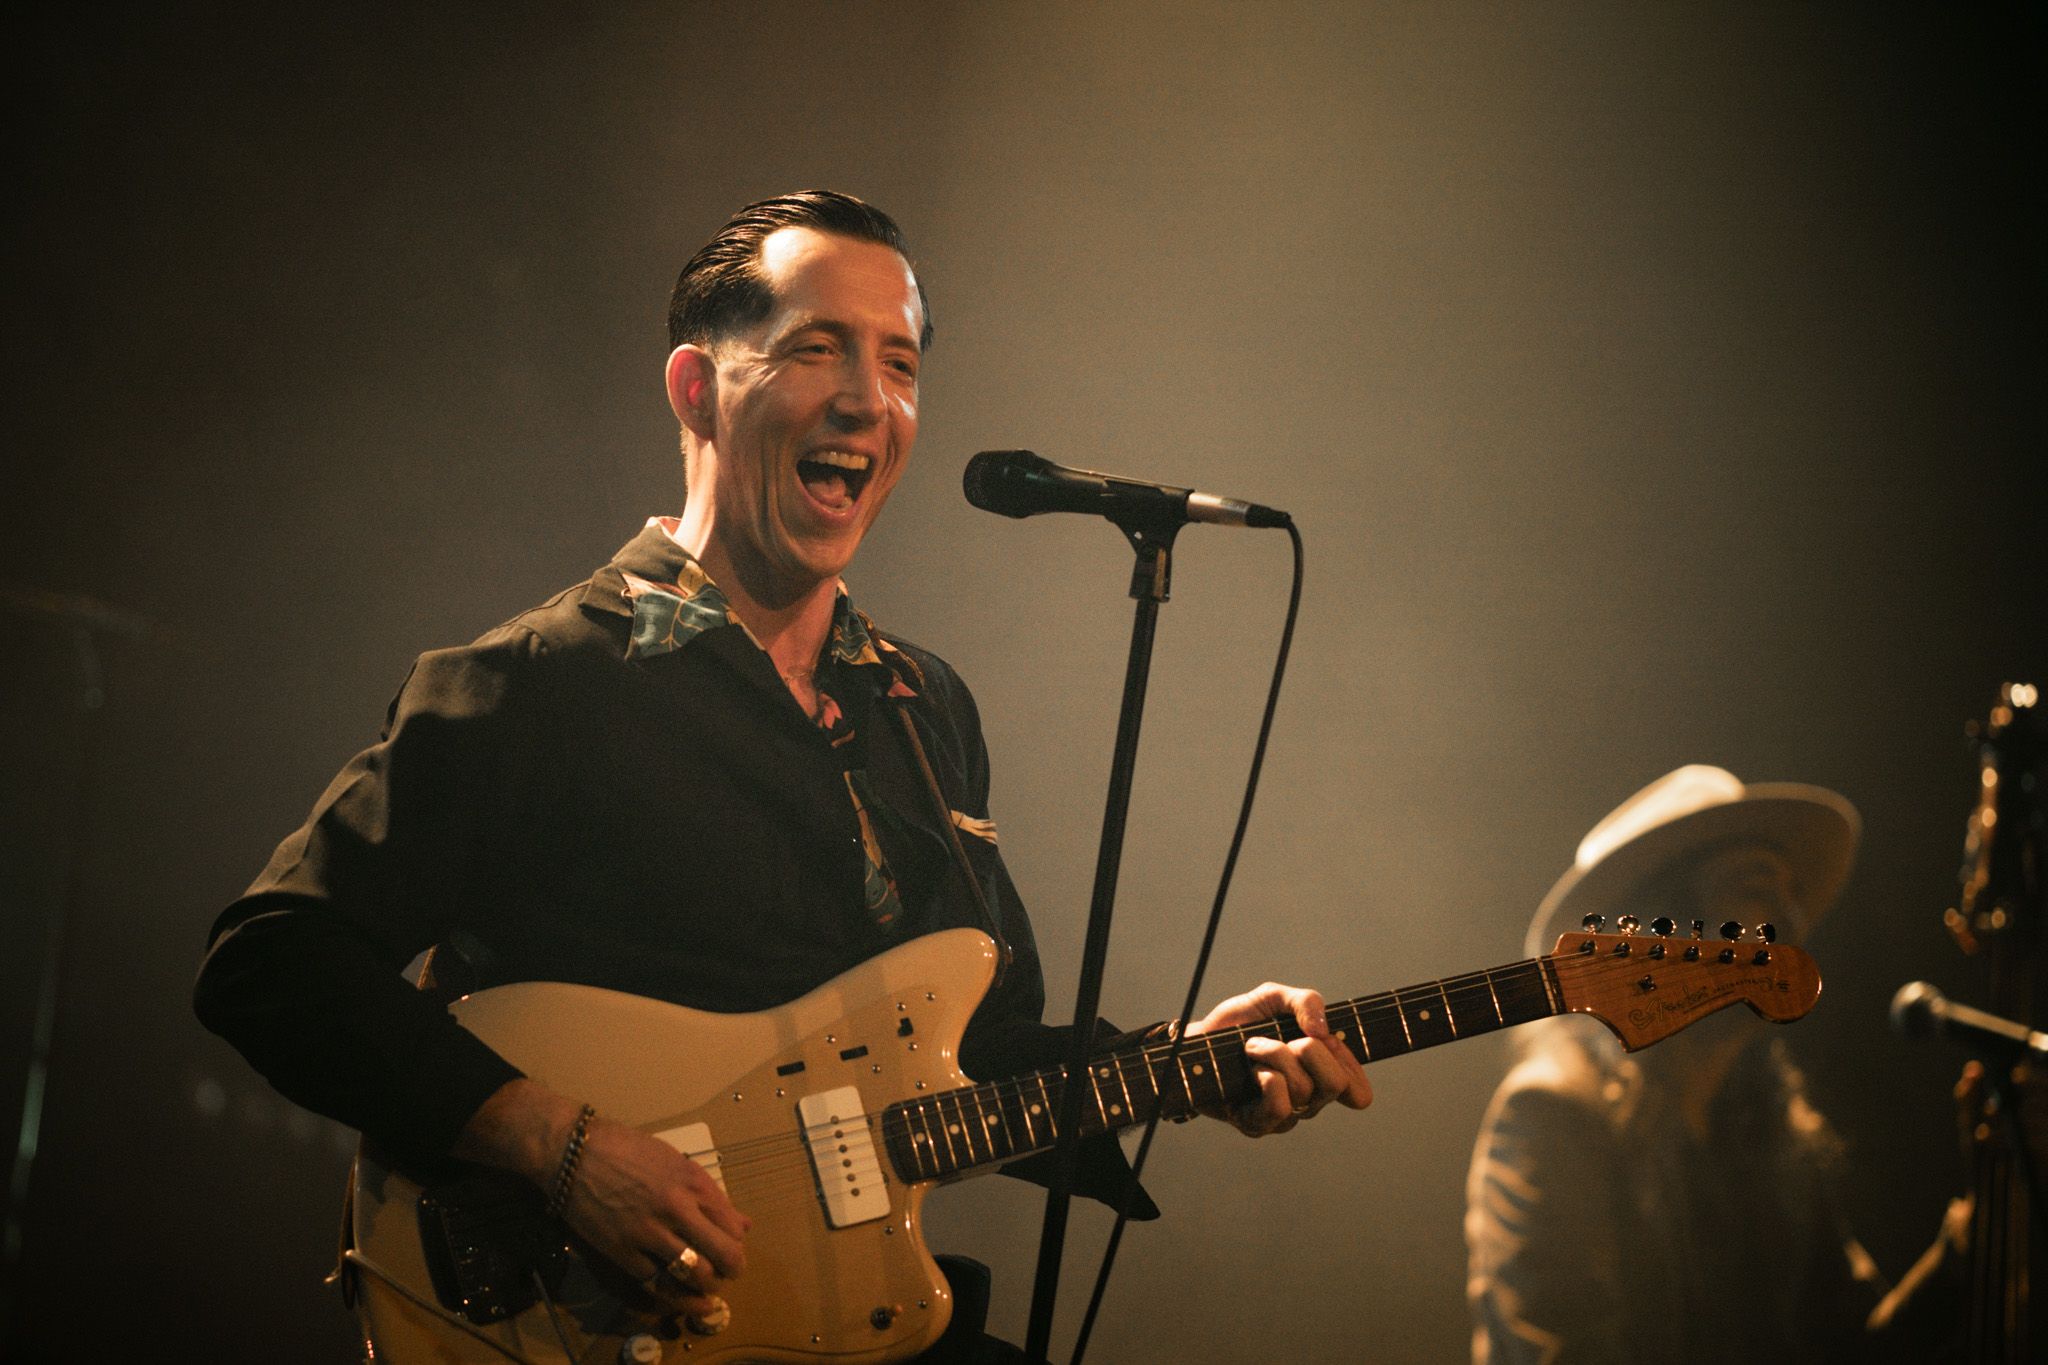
[777,314,923,354]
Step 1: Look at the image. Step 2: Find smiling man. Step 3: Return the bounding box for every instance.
[194,191,1369,1361]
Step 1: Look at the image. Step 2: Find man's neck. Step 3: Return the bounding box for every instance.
[665,520,838,683]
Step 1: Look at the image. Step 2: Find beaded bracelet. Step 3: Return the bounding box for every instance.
[544,1104,597,1220]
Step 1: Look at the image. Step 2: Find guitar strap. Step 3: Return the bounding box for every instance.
[888,696,1015,990]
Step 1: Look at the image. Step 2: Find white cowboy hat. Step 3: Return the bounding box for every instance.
[1524,765,1860,959]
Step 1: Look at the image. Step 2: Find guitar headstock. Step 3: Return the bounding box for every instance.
[1543,921,1821,1052]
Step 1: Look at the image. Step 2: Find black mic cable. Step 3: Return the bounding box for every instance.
[1070,519,1306,1365]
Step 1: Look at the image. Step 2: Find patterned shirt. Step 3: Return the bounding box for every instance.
[621,517,941,931]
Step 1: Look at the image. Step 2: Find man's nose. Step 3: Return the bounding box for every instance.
[829,357,887,428]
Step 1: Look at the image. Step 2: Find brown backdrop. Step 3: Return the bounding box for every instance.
[5,3,2042,1360]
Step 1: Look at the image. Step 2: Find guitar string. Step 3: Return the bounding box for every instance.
[697,943,1795,1175]
[643,944,1802,1218]
[680,945,1800,1189]
[579,946,1809,1223]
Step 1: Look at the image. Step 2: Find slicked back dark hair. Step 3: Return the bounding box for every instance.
[667,190,932,353]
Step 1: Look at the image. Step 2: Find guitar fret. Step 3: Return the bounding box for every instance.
[1358,994,1409,1059]
[1339,1003,1371,1062]
[1395,984,1457,1050]
[961,1089,994,1163]
[1133,1044,1164,1116]
[1036,1072,1060,1144]
[1442,975,1503,1039]
[1016,1074,1041,1149]
[939,1092,973,1170]
[892,1108,924,1180]
[1173,1048,1200,1113]
[1483,969,1504,1023]
[914,1102,942,1178]
[1203,1035,1233,1109]
[970,1084,1006,1159]
[1109,1055,1137,1126]
[1491,961,1558,1026]
[1088,1062,1111,1133]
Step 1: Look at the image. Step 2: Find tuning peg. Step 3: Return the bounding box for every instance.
[1756,922,1777,943]
[1718,921,1742,941]
[1581,914,1605,932]
[1616,915,1640,936]
[1690,919,1705,940]
[1649,916,1675,937]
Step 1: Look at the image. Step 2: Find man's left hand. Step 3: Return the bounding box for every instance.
[1186,982,1373,1137]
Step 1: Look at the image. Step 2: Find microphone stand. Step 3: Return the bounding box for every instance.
[0,587,146,1332]
[1022,512,1180,1365]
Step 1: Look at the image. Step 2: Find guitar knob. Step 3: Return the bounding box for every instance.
[620,1335,662,1364]
[1616,915,1640,936]
[1649,917,1675,937]
[1581,914,1605,932]
[1756,922,1777,943]
[1718,921,1742,941]
[686,1297,732,1336]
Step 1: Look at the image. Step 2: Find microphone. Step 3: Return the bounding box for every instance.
[962,450,1291,530]
[1890,981,2048,1062]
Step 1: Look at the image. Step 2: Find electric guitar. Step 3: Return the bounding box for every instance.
[346,921,1820,1363]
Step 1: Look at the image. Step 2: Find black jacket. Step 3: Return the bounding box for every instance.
[195,524,1153,1214]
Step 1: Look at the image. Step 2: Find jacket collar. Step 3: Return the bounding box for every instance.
[582,519,920,697]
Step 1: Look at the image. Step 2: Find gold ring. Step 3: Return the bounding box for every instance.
[646,1244,700,1285]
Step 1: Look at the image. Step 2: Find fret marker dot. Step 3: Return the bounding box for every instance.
[948,1124,962,1135]
[984,1115,998,1125]
[1109,1104,1123,1116]
[1335,1029,1347,1040]
[1419,1009,1431,1021]
[1097,1067,1110,1077]
[1029,1103,1043,1115]
[1192,1064,1206,1075]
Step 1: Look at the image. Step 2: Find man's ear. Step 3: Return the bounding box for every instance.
[665,345,717,438]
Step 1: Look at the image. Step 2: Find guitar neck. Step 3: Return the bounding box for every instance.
[881,956,1562,1181]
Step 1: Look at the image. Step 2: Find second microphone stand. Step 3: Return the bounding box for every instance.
[1021,513,1180,1365]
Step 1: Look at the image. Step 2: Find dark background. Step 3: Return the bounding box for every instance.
[4,3,2042,1360]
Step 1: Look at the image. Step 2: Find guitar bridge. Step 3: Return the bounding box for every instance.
[416,1174,573,1324]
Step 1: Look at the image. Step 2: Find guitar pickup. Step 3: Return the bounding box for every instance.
[799,1087,889,1228]
[652,1121,726,1193]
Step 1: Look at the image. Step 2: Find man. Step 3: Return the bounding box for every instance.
[1465,765,1961,1363]
[194,191,1370,1354]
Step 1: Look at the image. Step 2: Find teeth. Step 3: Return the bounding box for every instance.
[807,450,872,471]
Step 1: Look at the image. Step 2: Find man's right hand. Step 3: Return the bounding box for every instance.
[454,1078,750,1321]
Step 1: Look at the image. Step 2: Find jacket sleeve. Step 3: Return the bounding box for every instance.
[1466,1080,1634,1364]
[192,627,548,1168]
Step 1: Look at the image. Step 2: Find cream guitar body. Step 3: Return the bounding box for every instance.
[345,921,1820,1364]
[351,928,999,1365]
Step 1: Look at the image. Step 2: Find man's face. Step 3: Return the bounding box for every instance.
[1686,845,1806,943]
[696,226,923,600]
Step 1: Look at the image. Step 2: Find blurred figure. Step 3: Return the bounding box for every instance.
[1465,766,1962,1363]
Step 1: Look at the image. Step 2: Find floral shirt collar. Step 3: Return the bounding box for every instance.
[620,516,921,698]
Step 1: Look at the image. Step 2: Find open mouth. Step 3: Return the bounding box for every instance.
[796,449,875,511]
